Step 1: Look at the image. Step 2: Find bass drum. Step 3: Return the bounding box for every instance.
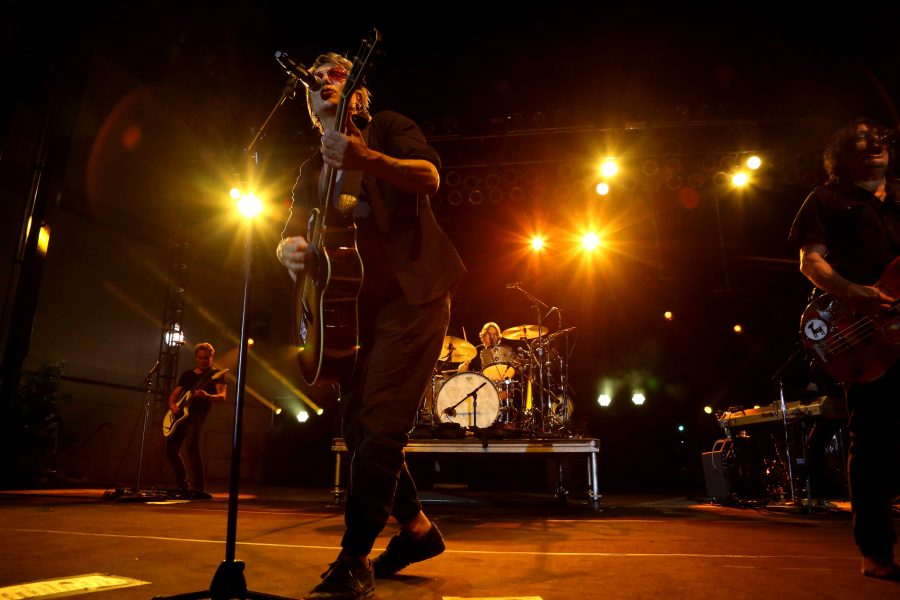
[435,372,500,428]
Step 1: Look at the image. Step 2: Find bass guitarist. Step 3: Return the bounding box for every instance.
[165,342,226,497]
[276,51,465,599]
[789,118,900,580]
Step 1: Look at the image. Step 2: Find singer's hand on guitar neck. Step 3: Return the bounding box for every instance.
[277,236,310,282]
[321,117,369,170]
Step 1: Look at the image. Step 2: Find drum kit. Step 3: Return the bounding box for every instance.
[419,323,577,437]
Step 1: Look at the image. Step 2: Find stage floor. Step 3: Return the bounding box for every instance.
[0,485,896,599]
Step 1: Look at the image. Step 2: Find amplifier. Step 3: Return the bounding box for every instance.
[701,439,732,499]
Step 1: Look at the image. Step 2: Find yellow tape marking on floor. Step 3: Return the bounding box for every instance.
[0,573,149,599]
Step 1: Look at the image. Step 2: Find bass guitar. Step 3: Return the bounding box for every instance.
[800,257,900,384]
[162,368,229,437]
[293,29,381,386]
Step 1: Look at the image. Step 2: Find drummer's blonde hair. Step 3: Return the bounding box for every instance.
[480,322,501,339]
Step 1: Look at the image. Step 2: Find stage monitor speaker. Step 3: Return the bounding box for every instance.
[702,438,732,499]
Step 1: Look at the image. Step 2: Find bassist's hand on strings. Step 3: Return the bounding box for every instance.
[277,236,310,282]
[321,117,369,170]
[843,282,895,315]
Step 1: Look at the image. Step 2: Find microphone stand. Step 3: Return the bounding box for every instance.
[768,343,803,511]
[443,382,488,427]
[116,359,169,502]
[153,67,301,600]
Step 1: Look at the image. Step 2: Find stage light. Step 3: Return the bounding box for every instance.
[37,225,50,257]
[703,406,713,414]
[530,236,545,251]
[665,157,682,175]
[746,155,762,170]
[229,187,242,200]
[677,424,685,432]
[165,323,185,347]
[631,392,646,406]
[663,311,673,321]
[274,407,282,415]
[731,171,749,187]
[237,193,263,218]
[600,159,618,178]
[595,182,610,195]
[247,338,255,346]
[581,232,600,251]
[598,394,612,407]
[733,324,743,334]
[296,410,310,423]
[316,408,324,416]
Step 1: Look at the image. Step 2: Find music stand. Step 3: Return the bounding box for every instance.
[152,73,300,600]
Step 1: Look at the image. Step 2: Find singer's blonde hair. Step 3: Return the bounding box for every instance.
[306,52,372,133]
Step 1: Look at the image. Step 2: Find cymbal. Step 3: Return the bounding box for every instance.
[439,335,477,362]
[501,324,549,340]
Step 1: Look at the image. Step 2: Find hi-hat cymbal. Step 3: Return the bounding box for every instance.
[439,335,477,362]
[501,324,548,340]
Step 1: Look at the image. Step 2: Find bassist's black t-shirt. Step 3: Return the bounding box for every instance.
[175,368,222,417]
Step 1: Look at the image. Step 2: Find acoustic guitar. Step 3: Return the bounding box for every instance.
[293,29,381,386]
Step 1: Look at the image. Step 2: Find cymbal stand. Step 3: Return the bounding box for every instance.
[508,283,557,436]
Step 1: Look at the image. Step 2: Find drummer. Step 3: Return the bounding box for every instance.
[458,321,515,380]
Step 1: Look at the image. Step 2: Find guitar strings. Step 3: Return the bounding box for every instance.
[815,303,899,356]
[813,300,900,359]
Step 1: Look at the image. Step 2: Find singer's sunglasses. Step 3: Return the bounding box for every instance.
[314,66,349,84]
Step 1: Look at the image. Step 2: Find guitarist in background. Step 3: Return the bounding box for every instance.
[789,118,900,580]
[277,52,465,599]
[165,342,226,497]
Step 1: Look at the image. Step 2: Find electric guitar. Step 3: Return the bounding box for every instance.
[800,257,900,384]
[293,29,381,386]
[162,368,229,437]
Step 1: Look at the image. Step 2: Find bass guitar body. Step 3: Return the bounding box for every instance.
[800,257,900,384]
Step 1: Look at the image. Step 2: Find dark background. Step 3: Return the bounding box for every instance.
[3,1,899,492]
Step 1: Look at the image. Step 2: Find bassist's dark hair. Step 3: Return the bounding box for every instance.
[823,118,893,183]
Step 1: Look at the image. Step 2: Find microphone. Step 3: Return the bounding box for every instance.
[274,51,323,92]
[505,281,522,289]
[443,407,456,417]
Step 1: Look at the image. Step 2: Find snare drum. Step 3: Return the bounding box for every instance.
[435,372,500,428]
[480,345,517,381]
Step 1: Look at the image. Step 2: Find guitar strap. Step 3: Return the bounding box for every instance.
[357,123,394,232]
[189,368,223,393]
